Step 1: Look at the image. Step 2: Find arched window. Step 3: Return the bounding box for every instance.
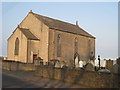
[14,38,19,55]
[88,39,91,57]
[57,34,61,57]
[74,37,78,54]
[74,37,79,67]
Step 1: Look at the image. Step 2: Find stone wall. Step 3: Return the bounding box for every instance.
[2,61,35,71]
[2,61,119,88]
[8,12,49,64]
[35,66,119,88]
[20,12,49,64]
[48,29,95,67]
[7,27,28,63]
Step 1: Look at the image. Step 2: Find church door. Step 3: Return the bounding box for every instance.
[33,54,37,63]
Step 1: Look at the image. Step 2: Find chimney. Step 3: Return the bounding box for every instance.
[29,10,33,14]
[17,25,20,28]
[76,20,79,26]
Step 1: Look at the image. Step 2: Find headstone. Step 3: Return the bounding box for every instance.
[90,60,94,66]
[78,61,83,68]
[94,59,98,66]
[98,69,111,73]
[100,59,106,68]
[85,63,94,71]
[117,58,120,74]
[34,60,40,66]
[117,58,120,65]
[61,61,66,68]
[55,61,61,68]
[83,61,86,66]
[38,57,43,65]
[111,63,119,74]
[106,59,113,71]
[62,65,68,69]
[75,56,79,68]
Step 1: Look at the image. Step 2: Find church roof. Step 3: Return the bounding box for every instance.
[19,28,39,40]
[32,12,95,38]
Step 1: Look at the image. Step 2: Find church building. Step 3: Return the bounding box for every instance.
[7,10,95,67]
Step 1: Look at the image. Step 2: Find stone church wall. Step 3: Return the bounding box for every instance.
[20,12,49,64]
[7,28,28,63]
[48,29,95,67]
[8,12,95,65]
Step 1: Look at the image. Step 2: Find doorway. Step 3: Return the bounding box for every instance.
[33,54,37,63]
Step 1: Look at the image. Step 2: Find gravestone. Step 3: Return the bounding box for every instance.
[111,63,119,74]
[106,59,113,71]
[85,63,94,71]
[34,60,40,66]
[55,61,61,68]
[79,61,83,68]
[60,61,66,68]
[98,69,110,73]
[117,58,120,74]
[75,56,79,68]
[83,61,86,66]
[100,59,106,68]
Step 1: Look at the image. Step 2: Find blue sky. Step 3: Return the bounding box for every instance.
[1,2,118,59]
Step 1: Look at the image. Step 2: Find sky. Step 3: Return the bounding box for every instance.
[0,2,2,59]
[1,2,118,59]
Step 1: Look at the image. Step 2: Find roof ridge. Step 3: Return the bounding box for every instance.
[33,12,79,28]
[32,12,95,38]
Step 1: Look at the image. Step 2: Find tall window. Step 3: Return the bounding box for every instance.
[74,37,78,67]
[88,39,91,57]
[57,34,61,57]
[74,37,78,54]
[14,38,19,55]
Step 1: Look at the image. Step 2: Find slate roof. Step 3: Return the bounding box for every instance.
[33,12,95,38]
[19,28,39,40]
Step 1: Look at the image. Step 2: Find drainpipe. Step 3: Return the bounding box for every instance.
[27,39,29,63]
